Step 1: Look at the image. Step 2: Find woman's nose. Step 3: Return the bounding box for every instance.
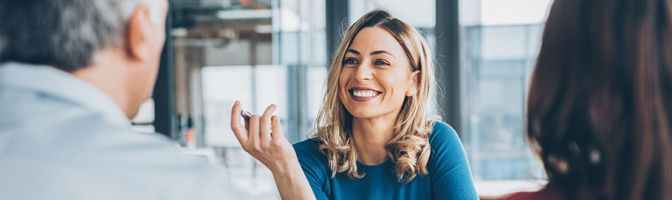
[354,62,373,81]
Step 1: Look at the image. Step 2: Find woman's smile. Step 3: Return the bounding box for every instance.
[348,86,382,102]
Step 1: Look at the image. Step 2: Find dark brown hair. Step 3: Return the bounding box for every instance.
[527,0,672,199]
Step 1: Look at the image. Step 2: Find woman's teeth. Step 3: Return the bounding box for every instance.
[353,90,378,97]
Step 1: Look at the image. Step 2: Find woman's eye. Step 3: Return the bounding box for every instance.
[374,59,390,66]
[343,58,359,65]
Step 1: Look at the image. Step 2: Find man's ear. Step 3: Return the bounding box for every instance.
[405,71,421,97]
[125,4,154,61]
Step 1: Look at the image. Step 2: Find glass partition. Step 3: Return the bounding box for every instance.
[169,0,326,198]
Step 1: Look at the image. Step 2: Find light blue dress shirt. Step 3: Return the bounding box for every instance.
[0,63,243,200]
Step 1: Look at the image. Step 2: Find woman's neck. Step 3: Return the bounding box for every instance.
[351,116,396,165]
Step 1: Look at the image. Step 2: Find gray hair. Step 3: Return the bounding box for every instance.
[0,0,163,72]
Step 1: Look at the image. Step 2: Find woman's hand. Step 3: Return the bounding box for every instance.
[230,101,296,172]
[230,100,315,200]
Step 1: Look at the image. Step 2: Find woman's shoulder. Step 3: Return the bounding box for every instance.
[427,121,469,168]
[429,121,460,146]
[293,138,330,170]
[293,138,321,153]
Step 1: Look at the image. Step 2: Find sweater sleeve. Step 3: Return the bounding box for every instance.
[428,122,478,200]
[293,139,330,200]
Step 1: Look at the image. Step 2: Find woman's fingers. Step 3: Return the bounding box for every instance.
[231,103,287,157]
[229,100,248,144]
[248,114,260,149]
[260,105,277,145]
[229,103,298,177]
[271,115,286,143]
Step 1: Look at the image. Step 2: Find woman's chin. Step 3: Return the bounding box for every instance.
[348,110,377,119]
[346,105,400,121]
[350,110,392,120]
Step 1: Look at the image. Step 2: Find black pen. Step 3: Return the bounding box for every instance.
[240,109,252,121]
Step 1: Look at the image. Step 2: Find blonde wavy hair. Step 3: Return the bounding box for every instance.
[313,9,435,183]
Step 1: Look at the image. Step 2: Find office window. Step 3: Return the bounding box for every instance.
[459,0,552,181]
[349,0,435,28]
[170,0,326,199]
[160,0,556,198]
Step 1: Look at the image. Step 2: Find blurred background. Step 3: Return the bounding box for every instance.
[130,0,553,198]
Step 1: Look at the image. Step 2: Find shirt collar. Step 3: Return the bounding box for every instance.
[0,62,131,127]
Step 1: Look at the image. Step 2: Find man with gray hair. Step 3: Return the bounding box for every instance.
[0,0,246,199]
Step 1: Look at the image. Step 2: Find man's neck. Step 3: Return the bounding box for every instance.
[71,49,134,119]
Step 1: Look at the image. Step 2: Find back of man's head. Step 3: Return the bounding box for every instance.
[0,0,163,72]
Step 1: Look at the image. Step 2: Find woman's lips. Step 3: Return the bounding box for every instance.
[348,87,382,102]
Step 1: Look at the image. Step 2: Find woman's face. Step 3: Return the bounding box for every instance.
[338,27,419,120]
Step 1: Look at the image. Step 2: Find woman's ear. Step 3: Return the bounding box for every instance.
[405,71,421,97]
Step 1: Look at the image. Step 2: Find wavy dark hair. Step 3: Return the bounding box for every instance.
[527,0,672,199]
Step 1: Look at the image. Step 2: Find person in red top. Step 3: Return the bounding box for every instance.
[504,0,672,199]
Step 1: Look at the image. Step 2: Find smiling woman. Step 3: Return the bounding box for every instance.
[230,9,477,200]
[332,22,427,180]
[292,9,478,199]
[339,27,419,124]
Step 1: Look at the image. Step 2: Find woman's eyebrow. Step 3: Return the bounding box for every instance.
[346,49,396,59]
[371,50,396,58]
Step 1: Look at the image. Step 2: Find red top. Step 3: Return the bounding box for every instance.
[501,187,562,200]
